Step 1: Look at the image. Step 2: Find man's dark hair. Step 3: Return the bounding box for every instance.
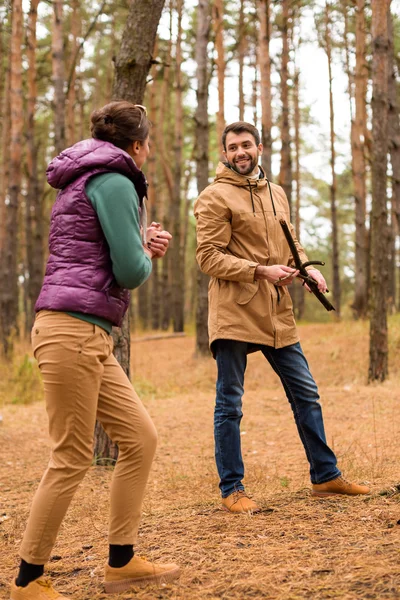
[222,121,261,151]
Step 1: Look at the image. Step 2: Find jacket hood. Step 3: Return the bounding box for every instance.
[214,161,268,188]
[46,138,146,193]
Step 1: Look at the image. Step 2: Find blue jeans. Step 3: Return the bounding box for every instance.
[214,340,341,497]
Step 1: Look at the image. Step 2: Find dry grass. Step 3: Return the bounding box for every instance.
[1,320,400,599]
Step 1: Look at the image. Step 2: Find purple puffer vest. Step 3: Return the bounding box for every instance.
[35,138,148,327]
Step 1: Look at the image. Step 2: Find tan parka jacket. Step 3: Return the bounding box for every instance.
[194,162,310,353]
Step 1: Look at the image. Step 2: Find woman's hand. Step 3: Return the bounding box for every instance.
[254,265,299,285]
[145,222,172,259]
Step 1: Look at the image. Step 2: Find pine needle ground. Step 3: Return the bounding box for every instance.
[0,320,399,599]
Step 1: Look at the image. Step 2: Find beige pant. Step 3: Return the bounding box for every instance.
[20,311,157,565]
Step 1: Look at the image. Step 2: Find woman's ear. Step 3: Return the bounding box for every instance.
[132,140,142,155]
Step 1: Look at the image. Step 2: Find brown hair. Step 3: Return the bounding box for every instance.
[222,121,261,151]
[90,101,150,151]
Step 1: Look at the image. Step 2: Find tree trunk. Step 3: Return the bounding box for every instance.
[0,11,11,256]
[0,0,23,356]
[25,0,44,332]
[387,9,400,310]
[93,0,166,461]
[66,0,80,146]
[368,0,391,382]
[278,0,292,213]
[257,0,272,178]
[171,0,185,333]
[212,0,225,156]
[325,3,341,318]
[112,0,165,103]
[238,0,246,121]
[292,67,304,319]
[52,0,66,154]
[195,0,211,356]
[352,0,368,319]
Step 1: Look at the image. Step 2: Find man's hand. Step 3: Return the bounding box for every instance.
[144,222,172,259]
[254,265,299,285]
[304,268,327,293]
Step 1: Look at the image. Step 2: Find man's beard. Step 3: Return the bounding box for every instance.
[229,155,258,176]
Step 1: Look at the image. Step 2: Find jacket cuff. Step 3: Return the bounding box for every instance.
[247,262,259,282]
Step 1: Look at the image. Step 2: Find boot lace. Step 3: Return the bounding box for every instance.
[36,579,62,599]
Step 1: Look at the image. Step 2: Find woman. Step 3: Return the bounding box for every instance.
[10,101,180,600]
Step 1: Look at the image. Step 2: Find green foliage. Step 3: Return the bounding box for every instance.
[9,354,43,405]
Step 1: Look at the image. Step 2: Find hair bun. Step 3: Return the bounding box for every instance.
[104,115,113,125]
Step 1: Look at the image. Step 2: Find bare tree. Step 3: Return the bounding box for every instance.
[112,0,165,103]
[170,0,185,332]
[238,0,246,120]
[387,9,400,310]
[25,0,44,331]
[0,0,23,355]
[324,2,341,317]
[212,0,226,155]
[257,0,272,178]
[278,0,292,213]
[344,0,368,319]
[368,0,391,382]
[52,0,66,154]
[94,0,166,461]
[195,0,211,356]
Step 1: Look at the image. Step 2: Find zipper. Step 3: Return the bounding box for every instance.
[266,179,277,216]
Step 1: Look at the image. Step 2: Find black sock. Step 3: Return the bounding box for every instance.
[15,559,44,587]
[108,544,134,568]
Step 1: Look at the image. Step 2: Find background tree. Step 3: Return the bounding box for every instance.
[0,0,23,356]
[195,0,211,356]
[93,0,166,463]
[368,0,391,382]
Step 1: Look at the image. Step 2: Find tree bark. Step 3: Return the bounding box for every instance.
[52,0,66,154]
[0,0,23,356]
[171,0,185,332]
[0,11,11,256]
[387,9,400,310]
[368,0,391,382]
[257,0,272,178]
[352,0,368,319]
[212,0,225,156]
[93,0,166,461]
[66,0,80,146]
[195,0,211,356]
[25,0,44,332]
[278,0,292,213]
[325,2,341,318]
[292,67,304,319]
[112,0,165,103]
[238,0,246,121]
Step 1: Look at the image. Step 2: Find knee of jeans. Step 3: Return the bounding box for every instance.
[218,401,243,418]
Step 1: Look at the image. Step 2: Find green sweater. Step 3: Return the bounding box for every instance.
[67,173,152,333]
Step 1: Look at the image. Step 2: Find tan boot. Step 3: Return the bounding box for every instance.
[10,578,70,599]
[104,555,180,593]
[311,476,370,498]
[221,490,261,514]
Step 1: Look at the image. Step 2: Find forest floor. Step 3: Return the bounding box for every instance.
[0,320,400,600]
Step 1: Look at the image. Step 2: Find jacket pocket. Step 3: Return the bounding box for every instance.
[236,281,259,305]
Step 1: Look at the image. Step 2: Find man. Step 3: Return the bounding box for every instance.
[194,121,369,514]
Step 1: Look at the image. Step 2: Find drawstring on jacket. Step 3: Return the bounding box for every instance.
[246,176,277,218]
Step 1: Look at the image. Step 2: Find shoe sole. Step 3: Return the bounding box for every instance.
[221,505,261,514]
[311,491,367,498]
[104,567,181,593]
